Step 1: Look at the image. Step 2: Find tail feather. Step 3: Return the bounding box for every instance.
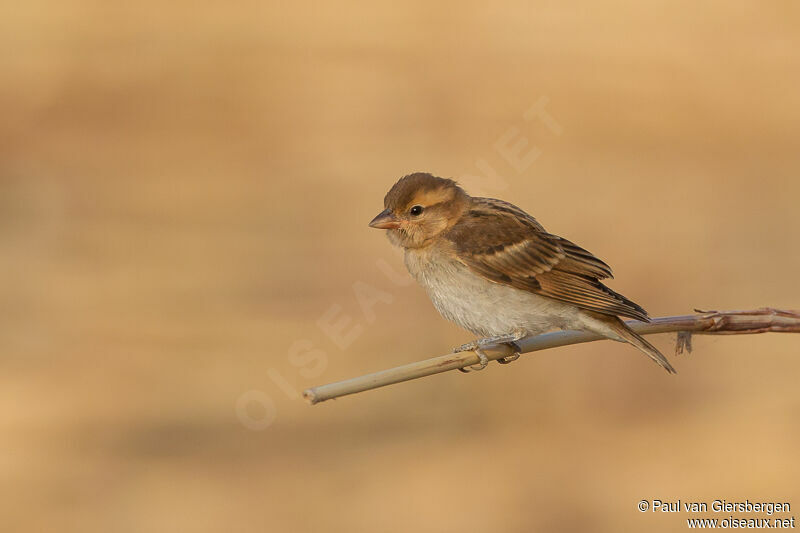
[592,314,677,374]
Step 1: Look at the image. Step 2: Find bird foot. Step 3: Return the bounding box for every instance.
[458,348,489,372]
[497,352,520,364]
[453,332,525,372]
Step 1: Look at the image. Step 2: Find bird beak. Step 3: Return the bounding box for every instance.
[368,208,400,229]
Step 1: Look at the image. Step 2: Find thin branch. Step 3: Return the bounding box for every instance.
[303,308,800,405]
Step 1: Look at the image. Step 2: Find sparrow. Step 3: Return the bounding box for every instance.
[368,172,675,373]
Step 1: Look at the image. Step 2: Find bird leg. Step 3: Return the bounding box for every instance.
[454,332,525,372]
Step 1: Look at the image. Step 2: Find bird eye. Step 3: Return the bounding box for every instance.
[409,205,424,216]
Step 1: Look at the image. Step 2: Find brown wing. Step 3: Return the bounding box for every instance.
[445,198,650,322]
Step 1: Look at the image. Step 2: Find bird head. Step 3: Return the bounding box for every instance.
[369,172,470,249]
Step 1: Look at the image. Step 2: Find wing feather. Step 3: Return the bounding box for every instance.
[445,198,649,322]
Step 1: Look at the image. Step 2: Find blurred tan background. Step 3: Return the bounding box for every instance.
[2,1,799,531]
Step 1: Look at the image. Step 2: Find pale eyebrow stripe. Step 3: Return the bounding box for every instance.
[411,187,455,206]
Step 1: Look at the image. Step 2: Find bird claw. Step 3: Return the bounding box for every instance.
[458,348,489,373]
[497,351,520,364]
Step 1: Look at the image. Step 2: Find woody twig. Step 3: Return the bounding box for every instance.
[303,308,800,405]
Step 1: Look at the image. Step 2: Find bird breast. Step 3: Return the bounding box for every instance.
[403,247,580,338]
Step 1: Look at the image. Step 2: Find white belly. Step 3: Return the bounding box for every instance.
[404,249,583,338]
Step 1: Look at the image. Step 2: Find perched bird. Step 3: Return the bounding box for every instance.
[368,172,675,373]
